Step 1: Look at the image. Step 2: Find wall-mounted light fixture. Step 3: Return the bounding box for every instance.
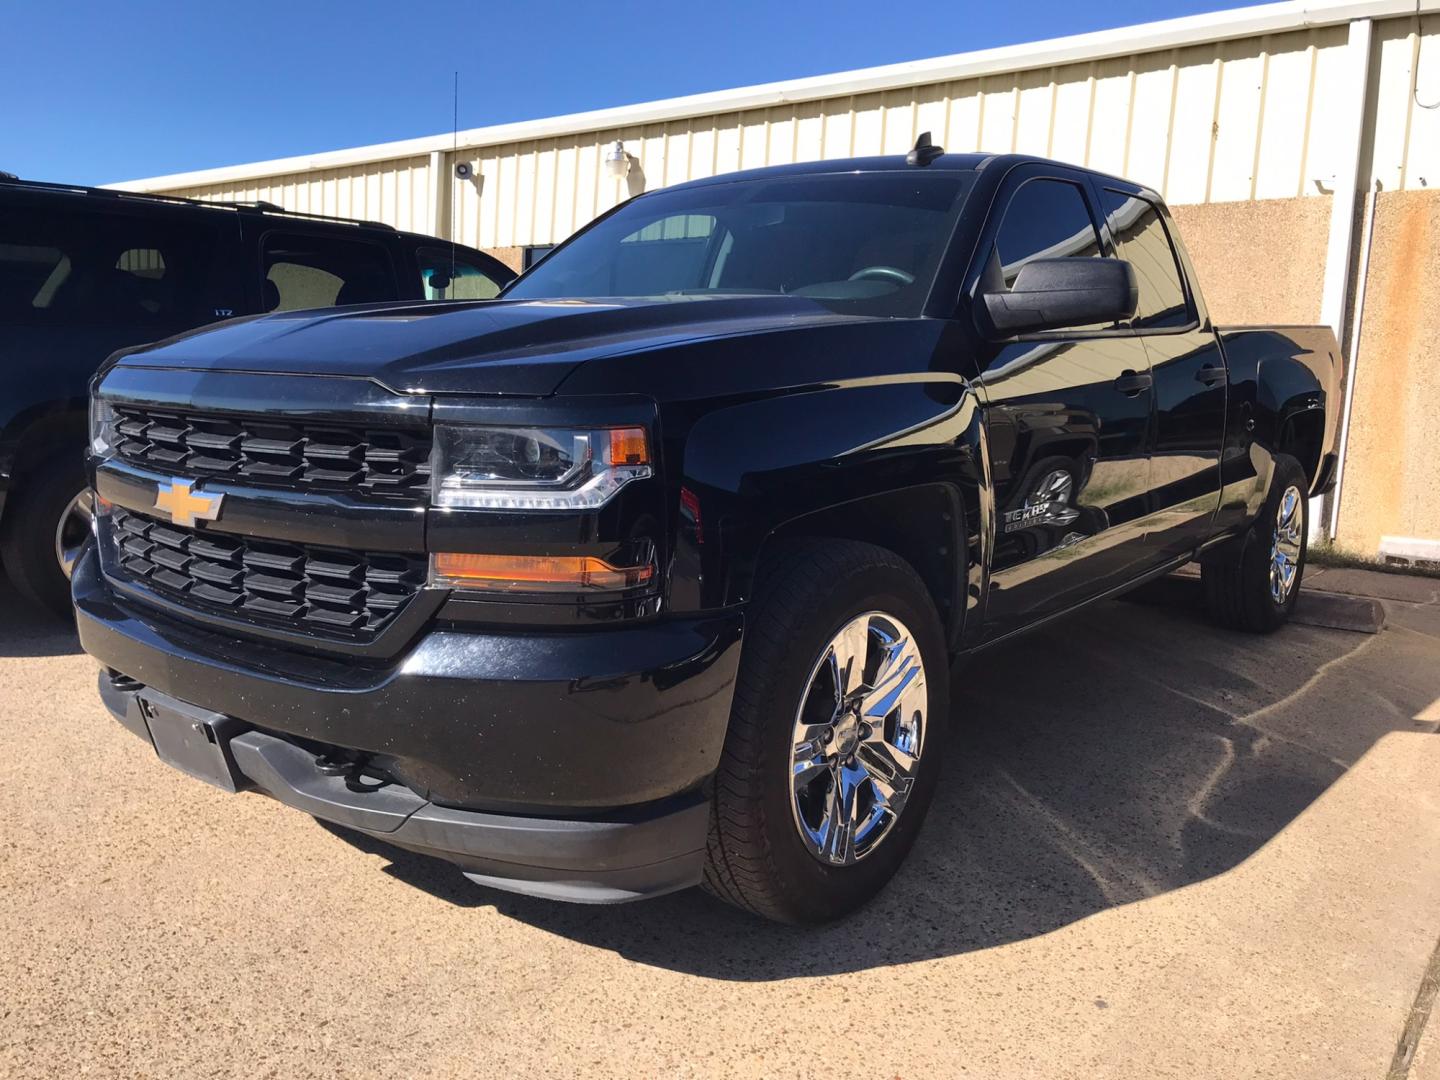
[604,141,630,179]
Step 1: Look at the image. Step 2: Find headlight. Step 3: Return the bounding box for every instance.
[89,398,117,457]
[432,424,652,510]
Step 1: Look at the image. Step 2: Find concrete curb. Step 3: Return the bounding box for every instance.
[1293,591,1388,634]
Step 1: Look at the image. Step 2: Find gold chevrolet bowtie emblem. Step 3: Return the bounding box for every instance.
[154,479,224,528]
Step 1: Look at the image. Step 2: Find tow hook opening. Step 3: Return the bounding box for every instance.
[313,751,398,794]
[105,668,143,693]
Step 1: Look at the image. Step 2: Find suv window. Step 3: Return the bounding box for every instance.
[261,232,395,312]
[991,177,1111,331]
[0,205,224,328]
[1100,190,1191,329]
[416,245,504,301]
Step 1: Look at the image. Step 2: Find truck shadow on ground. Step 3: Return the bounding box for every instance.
[0,580,83,658]
[325,577,1440,981]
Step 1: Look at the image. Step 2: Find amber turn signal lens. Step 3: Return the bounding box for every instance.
[432,552,655,592]
[608,427,650,466]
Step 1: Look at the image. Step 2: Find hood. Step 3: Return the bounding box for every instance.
[115,295,867,396]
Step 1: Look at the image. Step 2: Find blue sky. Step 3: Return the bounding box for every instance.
[4,0,1264,187]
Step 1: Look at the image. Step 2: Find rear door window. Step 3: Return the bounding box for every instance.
[416,245,505,300]
[1099,190,1192,329]
[260,232,396,312]
[0,204,231,328]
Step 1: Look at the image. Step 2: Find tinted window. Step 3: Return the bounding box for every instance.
[994,179,1105,284]
[991,178,1111,331]
[1101,190,1190,329]
[0,205,225,328]
[261,232,395,312]
[505,173,972,317]
[417,245,505,301]
[605,213,718,297]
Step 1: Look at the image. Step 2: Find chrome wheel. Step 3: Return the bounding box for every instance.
[1269,484,1304,604]
[789,611,927,866]
[55,489,94,580]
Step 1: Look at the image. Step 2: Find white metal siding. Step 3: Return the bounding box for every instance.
[1371,12,1440,189]
[143,14,1439,250]
[175,154,435,235]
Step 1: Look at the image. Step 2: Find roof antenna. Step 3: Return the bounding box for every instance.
[907,131,944,167]
[449,71,459,293]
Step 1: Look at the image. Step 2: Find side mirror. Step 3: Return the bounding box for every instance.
[980,258,1137,337]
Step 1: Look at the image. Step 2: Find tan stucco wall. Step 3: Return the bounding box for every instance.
[1173,190,1440,552]
[1333,189,1440,552]
[483,247,525,274]
[1170,197,1331,325]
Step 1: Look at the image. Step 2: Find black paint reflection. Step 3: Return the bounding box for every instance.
[977,335,1153,638]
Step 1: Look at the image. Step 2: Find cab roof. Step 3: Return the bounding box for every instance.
[657,152,1154,200]
[665,152,997,194]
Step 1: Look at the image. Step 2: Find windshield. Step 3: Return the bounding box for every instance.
[504,171,973,317]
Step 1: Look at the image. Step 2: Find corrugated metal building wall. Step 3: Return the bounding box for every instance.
[112,0,1440,558]
[154,14,1439,241]
[176,154,437,236]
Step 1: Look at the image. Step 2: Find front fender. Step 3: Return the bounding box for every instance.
[667,377,989,645]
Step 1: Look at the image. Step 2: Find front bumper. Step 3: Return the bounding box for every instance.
[100,679,710,902]
[76,546,743,902]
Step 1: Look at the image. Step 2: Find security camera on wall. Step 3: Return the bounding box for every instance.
[454,161,473,180]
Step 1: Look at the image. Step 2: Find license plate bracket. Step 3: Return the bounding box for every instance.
[141,693,249,793]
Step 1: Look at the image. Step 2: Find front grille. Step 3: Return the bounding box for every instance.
[109,404,432,498]
[106,507,426,637]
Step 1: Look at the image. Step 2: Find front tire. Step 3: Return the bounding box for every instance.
[1201,453,1308,633]
[1,448,90,620]
[702,540,949,924]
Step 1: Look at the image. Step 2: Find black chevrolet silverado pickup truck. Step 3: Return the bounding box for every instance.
[76,148,1340,924]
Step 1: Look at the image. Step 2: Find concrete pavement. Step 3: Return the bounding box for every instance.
[1,567,1438,1079]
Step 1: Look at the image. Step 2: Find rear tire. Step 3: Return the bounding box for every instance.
[1201,453,1308,633]
[1,448,88,620]
[702,540,949,924]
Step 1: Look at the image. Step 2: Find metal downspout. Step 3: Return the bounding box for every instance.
[1314,16,1375,541]
[1327,180,1381,541]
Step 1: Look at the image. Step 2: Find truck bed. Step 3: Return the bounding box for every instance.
[1215,324,1342,495]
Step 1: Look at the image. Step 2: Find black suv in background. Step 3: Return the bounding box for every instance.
[0,175,514,615]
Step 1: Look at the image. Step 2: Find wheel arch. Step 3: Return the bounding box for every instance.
[1277,406,1326,493]
[666,377,990,657]
[758,484,973,651]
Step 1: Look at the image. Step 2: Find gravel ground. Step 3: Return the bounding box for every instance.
[2,568,1438,1079]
